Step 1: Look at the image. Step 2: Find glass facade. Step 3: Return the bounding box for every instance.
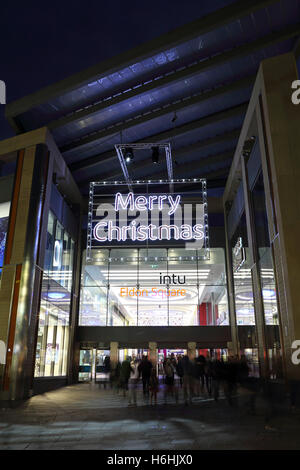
[0,201,10,280]
[251,171,278,326]
[231,212,255,326]
[79,247,228,327]
[34,211,75,377]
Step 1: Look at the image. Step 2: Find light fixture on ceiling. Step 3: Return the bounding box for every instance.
[124,147,134,163]
[151,146,160,164]
[171,111,178,123]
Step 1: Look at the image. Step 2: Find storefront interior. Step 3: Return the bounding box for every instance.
[79,247,229,327]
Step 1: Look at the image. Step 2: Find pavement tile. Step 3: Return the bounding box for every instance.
[0,382,299,450]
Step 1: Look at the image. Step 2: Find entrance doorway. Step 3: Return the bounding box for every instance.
[78,349,93,382]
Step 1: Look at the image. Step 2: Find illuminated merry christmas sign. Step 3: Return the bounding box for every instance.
[93,192,204,242]
[87,180,209,256]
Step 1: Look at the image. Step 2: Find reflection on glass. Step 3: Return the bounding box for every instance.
[0,201,11,281]
[231,211,255,325]
[79,248,229,326]
[79,350,92,382]
[252,172,279,326]
[259,249,278,325]
[35,210,75,377]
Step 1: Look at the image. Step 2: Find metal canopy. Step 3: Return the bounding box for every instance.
[5,0,300,196]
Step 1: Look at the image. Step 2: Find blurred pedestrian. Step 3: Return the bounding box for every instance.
[176,355,184,388]
[103,355,111,389]
[149,368,159,405]
[120,356,131,397]
[211,356,224,402]
[164,358,177,404]
[110,360,121,393]
[224,355,239,406]
[128,357,140,406]
[138,354,153,398]
[204,354,213,396]
[182,355,194,405]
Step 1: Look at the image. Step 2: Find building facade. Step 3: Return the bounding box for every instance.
[0,28,300,400]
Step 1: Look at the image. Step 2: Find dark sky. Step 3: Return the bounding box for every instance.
[0,0,233,140]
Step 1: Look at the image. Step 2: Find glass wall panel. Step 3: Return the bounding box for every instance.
[0,201,11,281]
[168,248,197,285]
[110,248,138,287]
[79,248,229,326]
[139,248,167,286]
[34,210,75,377]
[251,171,278,325]
[231,212,255,325]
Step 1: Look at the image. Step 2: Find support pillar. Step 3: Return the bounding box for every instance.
[224,205,239,356]
[257,52,300,381]
[148,342,157,366]
[0,144,53,402]
[187,342,196,361]
[241,154,269,378]
[110,342,119,370]
[227,341,239,358]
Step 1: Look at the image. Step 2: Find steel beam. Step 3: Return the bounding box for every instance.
[90,128,240,182]
[59,19,300,152]
[134,151,233,182]
[60,76,253,153]
[56,22,300,143]
[72,102,247,174]
[6,0,280,125]
[48,19,299,133]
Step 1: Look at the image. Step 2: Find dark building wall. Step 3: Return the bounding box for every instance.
[33,377,68,395]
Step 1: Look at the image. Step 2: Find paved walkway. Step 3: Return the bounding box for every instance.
[0,383,300,450]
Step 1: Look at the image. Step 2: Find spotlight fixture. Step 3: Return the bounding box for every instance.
[124,147,134,163]
[151,146,160,164]
[171,111,178,123]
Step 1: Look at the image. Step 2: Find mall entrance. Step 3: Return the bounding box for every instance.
[78,345,233,382]
[79,248,229,327]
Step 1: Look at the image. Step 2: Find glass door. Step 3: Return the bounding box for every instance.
[95,349,110,384]
[79,349,93,382]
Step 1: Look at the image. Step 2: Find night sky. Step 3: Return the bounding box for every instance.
[0,0,233,141]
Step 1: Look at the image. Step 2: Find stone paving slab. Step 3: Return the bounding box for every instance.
[0,383,300,450]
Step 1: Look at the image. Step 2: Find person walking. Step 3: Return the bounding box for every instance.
[103,355,111,389]
[224,355,239,406]
[211,356,224,402]
[138,354,153,398]
[182,355,194,405]
[163,358,177,404]
[110,360,121,393]
[204,354,213,396]
[176,355,184,388]
[194,356,202,396]
[149,368,159,405]
[128,357,140,406]
[120,356,131,397]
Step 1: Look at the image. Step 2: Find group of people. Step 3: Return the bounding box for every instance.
[159,353,253,405]
[111,355,159,406]
[107,352,254,407]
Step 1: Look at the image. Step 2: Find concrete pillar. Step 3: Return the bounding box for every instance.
[224,205,239,356]
[187,342,196,361]
[148,342,157,365]
[257,53,300,381]
[227,341,239,358]
[241,154,269,378]
[0,144,53,401]
[110,342,119,369]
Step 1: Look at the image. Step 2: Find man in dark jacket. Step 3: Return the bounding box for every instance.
[120,356,132,396]
[138,355,153,396]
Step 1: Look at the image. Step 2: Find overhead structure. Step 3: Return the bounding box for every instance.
[5,0,300,196]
